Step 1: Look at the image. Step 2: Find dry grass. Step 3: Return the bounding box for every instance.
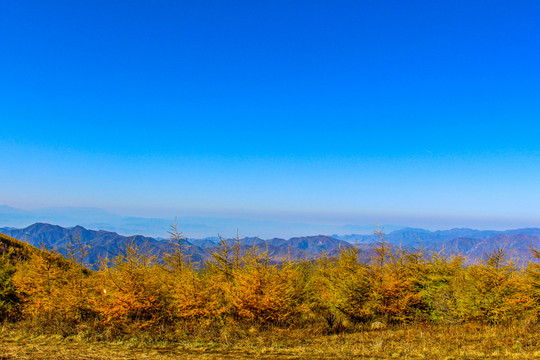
[1,323,539,359]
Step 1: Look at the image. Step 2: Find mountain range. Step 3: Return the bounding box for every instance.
[0,223,354,268]
[0,205,401,239]
[333,227,540,245]
[1,223,540,268]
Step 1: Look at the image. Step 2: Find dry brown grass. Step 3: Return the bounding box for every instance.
[1,322,539,359]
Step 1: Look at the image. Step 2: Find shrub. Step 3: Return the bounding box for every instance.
[96,240,172,332]
[526,248,540,320]
[307,247,373,329]
[452,248,534,324]
[228,246,306,326]
[419,252,464,322]
[14,244,98,333]
[0,251,20,320]
[367,241,428,324]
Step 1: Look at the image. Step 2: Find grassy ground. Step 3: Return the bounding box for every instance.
[1,323,540,359]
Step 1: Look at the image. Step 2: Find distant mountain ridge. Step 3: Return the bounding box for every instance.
[0,223,184,266]
[0,223,354,267]
[1,223,540,267]
[426,234,540,263]
[333,227,540,246]
[0,205,395,238]
[334,227,540,264]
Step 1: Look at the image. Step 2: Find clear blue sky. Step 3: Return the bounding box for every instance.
[1,1,540,229]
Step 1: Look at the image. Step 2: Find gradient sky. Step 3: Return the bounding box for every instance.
[1,1,540,229]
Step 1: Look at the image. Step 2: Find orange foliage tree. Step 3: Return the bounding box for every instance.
[452,248,534,324]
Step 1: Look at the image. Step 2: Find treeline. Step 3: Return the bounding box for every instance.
[0,228,539,339]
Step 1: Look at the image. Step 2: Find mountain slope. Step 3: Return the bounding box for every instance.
[0,231,82,272]
[0,232,36,261]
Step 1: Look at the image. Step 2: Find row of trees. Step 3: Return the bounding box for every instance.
[1,228,539,337]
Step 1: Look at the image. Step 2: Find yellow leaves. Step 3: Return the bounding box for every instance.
[7,233,540,337]
[170,269,227,320]
[13,248,98,326]
[451,249,535,324]
[230,266,293,324]
[96,245,170,331]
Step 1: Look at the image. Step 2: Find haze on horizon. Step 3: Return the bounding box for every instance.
[1,1,540,231]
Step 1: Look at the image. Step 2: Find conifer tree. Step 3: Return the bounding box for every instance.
[453,248,533,324]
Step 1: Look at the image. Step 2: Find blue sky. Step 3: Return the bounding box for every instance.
[1,1,540,229]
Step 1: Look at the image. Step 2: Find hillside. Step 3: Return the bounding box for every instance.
[0,231,82,272]
[0,232,36,261]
